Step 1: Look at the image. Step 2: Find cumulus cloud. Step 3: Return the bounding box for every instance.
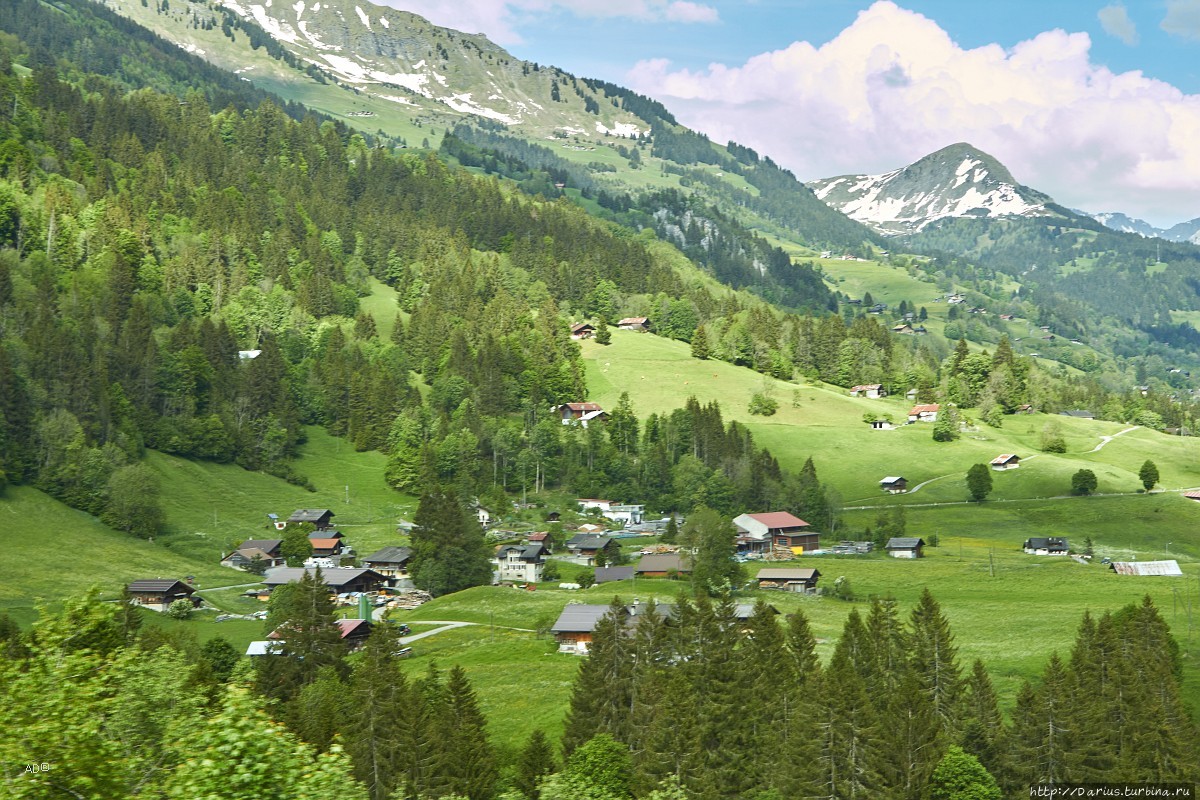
[627,1,1200,225]
[1098,4,1138,45]
[379,0,718,46]
[1162,0,1200,40]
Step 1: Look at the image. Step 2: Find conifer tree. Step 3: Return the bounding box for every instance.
[960,660,1010,784]
[690,324,710,359]
[1009,655,1083,785]
[863,595,908,697]
[410,486,494,596]
[740,600,791,789]
[343,624,407,800]
[909,589,963,735]
[594,316,612,345]
[256,568,348,702]
[561,597,634,754]
[515,729,556,800]
[441,665,498,800]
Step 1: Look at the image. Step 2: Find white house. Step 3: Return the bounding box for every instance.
[991,454,1021,471]
[908,404,940,422]
[603,504,644,526]
[494,544,546,583]
[578,498,614,514]
[850,384,885,399]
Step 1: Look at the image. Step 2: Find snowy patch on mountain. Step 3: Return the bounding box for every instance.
[379,16,389,28]
[355,6,370,28]
[443,93,518,125]
[596,121,644,137]
[378,94,416,106]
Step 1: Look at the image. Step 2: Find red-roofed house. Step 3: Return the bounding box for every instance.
[617,317,650,331]
[991,454,1021,470]
[908,404,940,422]
[554,403,607,426]
[570,323,595,339]
[1185,491,1200,501]
[732,512,818,555]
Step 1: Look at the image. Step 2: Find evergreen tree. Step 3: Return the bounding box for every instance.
[595,317,612,345]
[678,506,743,596]
[344,624,407,800]
[691,324,710,359]
[561,597,634,754]
[926,746,1001,800]
[516,729,556,800]
[959,660,1010,784]
[661,513,679,544]
[256,568,348,701]
[440,665,498,800]
[410,487,494,596]
[908,589,963,736]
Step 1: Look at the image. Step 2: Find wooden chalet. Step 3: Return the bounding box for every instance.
[991,454,1021,470]
[732,511,818,555]
[756,568,821,593]
[570,322,595,339]
[908,404,940,422]
[849,384,885,399]
[635,553,690,577]
[1023,537,1069,556]
[221,538,285,570]
[885,537,925,559]
[566,533,612,565]
[361,546,412,579]
[617,317,650,332]
[308,536,346,557]
[287,508,336,530]
[880,476,908,494]
[554,403,607,426]
[125,579,197,612]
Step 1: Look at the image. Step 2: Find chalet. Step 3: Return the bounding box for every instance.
[262,567,387,594]
[494,544,546,584]
[566,533,612,565]
[1059,410,1095,419]
[849,384,885,399]
[570,322,595,339]
[880,476,908,494]
[1023,537,1069,556]
[550,601,765,653]
[891,323,915,335]
[868,303,887,314]
[886,537,925,559]
[617,317,650,332]
[908,404,940,422]
[288,509,335,530]
[268,618,374,653]
[221,538,285,570]
[308,537,346,558]
[947,294,965,304]
[125,579,197,612]
[594,566,636,584]
[991,454,1021,470]
[554,403,607,426]
[635,553,690,577]
[1017,404,1034,414]
[756,568,821,593]
[732,512,818,555]
[361,546,412,579]
[1110,560,1183,576]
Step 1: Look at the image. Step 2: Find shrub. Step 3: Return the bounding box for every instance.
[748,392,778,416]
[166,599,193,620]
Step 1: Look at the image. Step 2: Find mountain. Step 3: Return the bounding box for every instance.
[807,142,1080,236]
[1089,212,1200,244]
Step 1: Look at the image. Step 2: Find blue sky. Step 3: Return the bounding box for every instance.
[381,0,1200,226]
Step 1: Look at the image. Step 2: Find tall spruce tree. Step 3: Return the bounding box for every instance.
[515,729,556,800]
[908,589,964,736]
[343,623,407,800]
[561,597,635,754]
[409,486,494,596]
[960,660,1010,785]
[256,568,348,702]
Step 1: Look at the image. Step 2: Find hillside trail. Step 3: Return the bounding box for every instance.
[1088,425,1139,452]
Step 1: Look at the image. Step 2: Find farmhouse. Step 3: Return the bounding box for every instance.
[494,544,546,584]
[886,537,925,559]
[262,567,387,594]
[732,512,818,555]
[288,509,336,530]
[361,546,412,578]
[125,579,197,612]
[849,384,885,399]
[554,403,607,426]
[221,538,285,570]
[891,323,915,335]
[991,454,1021,470]
[617,317,650,331]
[308,536,346,558]
[565,533,612,565]
[570,322,595,339]
[880,476,908,494]
[594,566,636,584]
[635,553,690,577]
[1023,537,1069,556]
[1109,560,1183,576]
[908,404,940,422]
[756,568,820,593]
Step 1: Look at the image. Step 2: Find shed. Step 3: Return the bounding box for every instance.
[594,566,636,584]
[287,509,335,530]
[880,476,908,494]
[635,553,690,577]
[1109,560,1183,576]
[885,537,925,559]
[991,454,1021,470]
[756,568,820,593]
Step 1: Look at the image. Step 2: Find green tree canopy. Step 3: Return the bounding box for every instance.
[1139,459,1159,491]
[966,463,993,502]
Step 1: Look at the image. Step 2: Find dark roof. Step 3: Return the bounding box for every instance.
[363,546,412,565]
[567,534,612,550]
[496,544,545,562]
[885,537,925,549]
[1059,410,1095,418]
[261,567,386,588]
[288,508,334,522]
[756,568,820,581]
[551,601,769,634]
[636,553,690,573]
[127,579,194,595]
[238,538,283,553]
[1024,537,1068,550]
[594,567,636,583]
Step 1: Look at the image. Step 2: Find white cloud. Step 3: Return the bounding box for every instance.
[627,1,1200,225]
[378,0,717,46]
[1098,4,1138,45]
[1162,0,1200,40]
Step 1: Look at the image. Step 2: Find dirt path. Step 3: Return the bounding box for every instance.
[1089,425,1139,452]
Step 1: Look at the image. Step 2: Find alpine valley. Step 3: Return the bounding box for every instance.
[2,0,1200,798]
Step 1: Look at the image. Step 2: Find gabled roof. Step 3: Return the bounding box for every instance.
[363,546,412,564]
[618,317,649,325]
[288,508,334,523]
[1184,491,1200,501]
[594,567,636,583]
[910,404,940,414]
[756,568,820,581]
[269,618,373,641]
[880,476,907,485]
[527,532,549,542]
[742,511,809,530]
[1024,537,1068,550]
[238,538,283,553]
[561,402,603,412]
[309,538,343,550]
[636,553,690,573]
[126,579,194,595]
[991,454,1020,465]
[566,533,612,550]
[551,601,769,634]
[850,384,882,391]
[496,544,545,562]
[230,547,277,562]
[570,322,595,332]
[1110,560,1182,576]
[886,537,925,549]
[309,530,343,539]
[261,567,385,588]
